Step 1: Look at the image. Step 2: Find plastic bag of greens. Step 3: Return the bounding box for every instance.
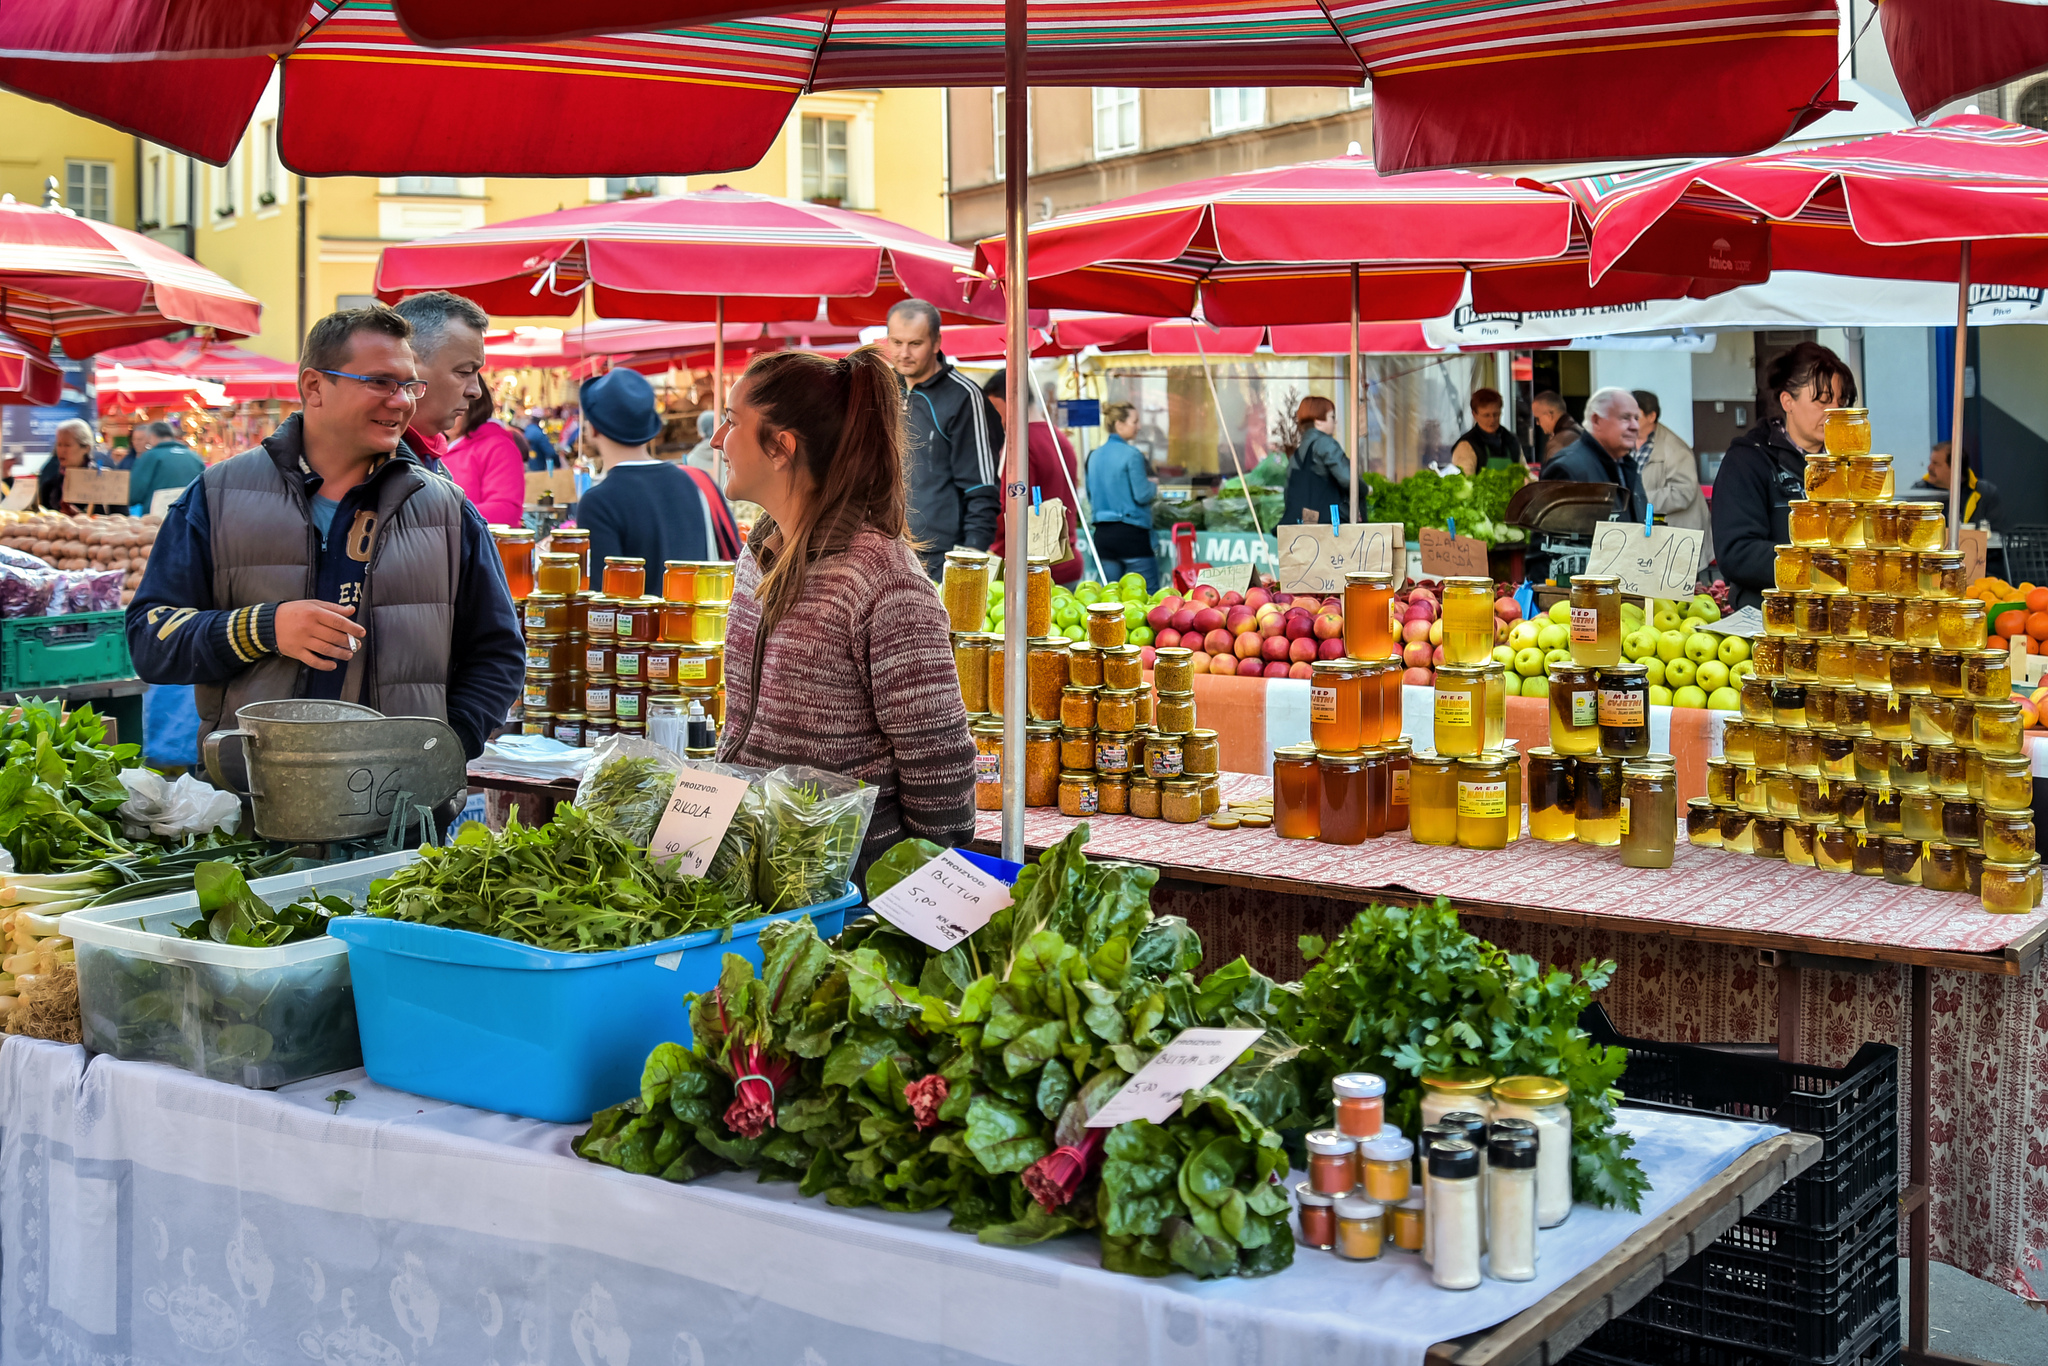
[573,736,685,846]
[680,759,769,908]
[757,765,877,914]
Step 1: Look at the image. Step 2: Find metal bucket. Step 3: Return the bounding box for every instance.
[203,699,468,843]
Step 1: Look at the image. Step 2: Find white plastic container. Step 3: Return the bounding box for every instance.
[62,852,415,1089]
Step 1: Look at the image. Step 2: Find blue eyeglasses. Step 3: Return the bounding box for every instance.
[318,369,429,401]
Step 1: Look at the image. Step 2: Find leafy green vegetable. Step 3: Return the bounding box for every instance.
[1293,896,1647,1211]
[1363,465,1528,546]
[575,751,682,847]
[173,862,344,948]
[0,700,141,873]
[757,769,872,914]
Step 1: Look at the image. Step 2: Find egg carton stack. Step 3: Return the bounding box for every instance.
[1682,407,2039,912]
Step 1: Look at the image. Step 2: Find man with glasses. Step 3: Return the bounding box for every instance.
[125,303,524,768]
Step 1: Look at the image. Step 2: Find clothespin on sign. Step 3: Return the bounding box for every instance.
[1448,516,1457,539]
[1329,503,1340,528]
[1644,499,1654,537]
[1033,486,1043,513]
[1514,580,1535,618]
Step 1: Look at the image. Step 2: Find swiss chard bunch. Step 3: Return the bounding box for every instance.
[0,700,139,873]
[1293,896,1646,1211]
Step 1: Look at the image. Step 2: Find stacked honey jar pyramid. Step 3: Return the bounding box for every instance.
[946,550,1225,821]
[1685,407,2041,912]
[492,524,735,753]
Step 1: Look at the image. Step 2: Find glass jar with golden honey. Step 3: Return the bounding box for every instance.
[1910,695,1964,747]
[535,552,582,597]
[1574,755,1623,847]
[1597,663,1649,758]
[1273,743,1321,839]
[1815,825,1857,872]
[1410,750,1459,846]
[1721,807,1757,852]
[1823,407,1871,457]
[1441,577,1497,667]
[1864,595,1903,645]
[1793,592,1833,636]
[1826,500,1866,549]
[1788,499,1832,546]
[1752,816,1788,859]
[1805,455,1848,500]
[1432,664,1486,758]
[1919,550,1967,602]
[1936,599,1987,651]
[1774,545,1813,593]
[1975,701,2026,755]
[1568,575,1624,667]
[1527,747,1576,842]
[1815,639,1856,687]
[614,597,657,643]
[1454,754,1516,851]
[1827,593,1868,641]
[1877,551,1916,597]
[941,550,993,632]
[1344,571,1397,662]
[1761,590,1797,637]
[493,527,536,600]
[1688,797,1721,846]
[1753,635,1786,680]
[1852,641,1892,692]
[1965,649,2012,701]
[1981,754,2034,812]
[1620,764,1677,868]
[1842,548,1880,595]
[1844,454,1894,502]
[1894,502,1946,553]
[1783,637,1820,684]
[601,557,647,600]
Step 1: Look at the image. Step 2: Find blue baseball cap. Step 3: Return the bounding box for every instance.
[579,367,664,446]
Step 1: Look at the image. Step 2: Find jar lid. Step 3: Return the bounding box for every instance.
[1427,1139,1480,1179]
[1026,721,1061,735]
[1456,753,1515,773]
[1156,688,1195,700]
[1621,763,1671,779]
[491,526,535,539]
[526,671,560,682]
[1026,635,1065,648]
[556,711,586,722]
[1293,1181,1335,1207]
[1062,684,1101,696]
[1098,726,1136,738]
[1826,406,1870,417]
[1318,749,1367,764]
[1976,700,2022,715]
[1312,658,1367,674]
[1439,1112,1488,1143]
[1600,662,1649,679]
[1067,640,1100,655]
[945,548,992,565]
[538,551,580,563]
[1060,726,1094,739]
[525,592,568,605]
[1273,742,1318,760]
[1305,1128,1358,1156]
[1397,1195,1426,1212]
[1058,769,1097,782]
[1442,575,1490,587]
[1152,646,1193,659]
[1545,659,1598,680]
[1131,776,1160,789]
[1493,1075,1570,1104]
[1361,1133,1413,1163]
[1102,644,1143,658]
[1571,573,1621,587]
[1488,1135,1539,1169]
[1147,733,1183,747]
[1490,1117,1538,1141]
[1384,739,1412,757]
[1189,728,1218,740]
[1433,662,1488,679]
[1085,601,1127,616]
[1333,1195,1385,1220]
[1332,1072,1386,1100]
[976,721,1008,740]
[525,710,555,720]
[603,556,646,566]
[1687,795,1716,809]
[1421,1067,1497,1094]
[1163,778,1202,792]
[1922,550,1964,564]
[1344,570,1396,587]
[1845,451,1892,462]
[1639,752,1677,768]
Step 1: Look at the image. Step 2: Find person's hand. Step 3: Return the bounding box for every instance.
[274,600,364,671]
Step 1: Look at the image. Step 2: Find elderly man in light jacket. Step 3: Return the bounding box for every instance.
[1632,389,1714,578]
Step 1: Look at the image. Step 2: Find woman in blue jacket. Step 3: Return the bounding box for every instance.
[1085,402,1158,589]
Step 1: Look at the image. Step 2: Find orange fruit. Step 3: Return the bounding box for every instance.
[2027,611,2048,642]
[2028,588,2048,613]
[1991,634,2009,651]
[1996,609,2029,638]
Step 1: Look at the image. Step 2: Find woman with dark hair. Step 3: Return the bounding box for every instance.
[714,347,975,871]
[442,386,528,526]
[1280,395,1352,526]
[1449,387,1525,474]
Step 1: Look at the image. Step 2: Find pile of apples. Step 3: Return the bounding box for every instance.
[1144,584,1348,678]
[1615,594,1751,710]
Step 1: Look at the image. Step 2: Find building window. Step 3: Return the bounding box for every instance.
[257,121,280,206]
[394,176,464,196]
[65,161,112,222]
[143,155,164,230]
[1092,88,1141,157]
[1350,81,1373,108]
[801,116,849,205]
[215,154,237,219]
[1211,88,1266,133]
[602,177,661,200]
[993,89,1033,179]
[2017,80,2048,131]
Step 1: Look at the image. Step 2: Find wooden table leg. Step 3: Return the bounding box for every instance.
[1777,961,1801,1064]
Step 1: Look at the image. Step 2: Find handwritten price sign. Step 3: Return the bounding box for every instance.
[648,769,752,878]
[1195,562,1255,592]
[870,848,1014,950]
[1086,1027,1266,1128]
[1276,522,1403,595]
[1585,522,1707,599]
[1418,525,1489,577]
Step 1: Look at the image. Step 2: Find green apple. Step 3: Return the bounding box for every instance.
[1130,625,1155,646]
[1623,628,1661,662]
[1718,634,1752,665]
[1689,594,1723,622]
[1653,608,1683,631]
[1536,622,1570,651]
[1547,601,1572,625]
[1123,602,1147,628]
[1684,631,1719,663]
[1649,684,1674,707]
[1642,657,1666,688]
[1708,686,1742,711]
[1074,585,1100,604]
[1544,647,1572,667]
[1657,630,1686,662]
[1673,685,1709,709]
[1730,660,1756,681]
[1664,655,1697,687]
[1695,659,1730,692]
[1492,645,1515,666]
[1507,621,1541,651]
[1521,675,1550,698]
[1514,646,1545,676]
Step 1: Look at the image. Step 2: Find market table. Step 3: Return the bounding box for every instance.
[0,1037,1815,1366]
[971,780,2048,1329]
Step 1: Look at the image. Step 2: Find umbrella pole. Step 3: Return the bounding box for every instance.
[714,296,726,486]
[1349,264,1362,520]
[1947,243,1969,549]
[1000,0,1029,864]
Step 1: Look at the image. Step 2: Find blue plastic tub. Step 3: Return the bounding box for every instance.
[327,885,860,1123]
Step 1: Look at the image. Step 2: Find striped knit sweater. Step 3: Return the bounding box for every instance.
[718,521,976,871]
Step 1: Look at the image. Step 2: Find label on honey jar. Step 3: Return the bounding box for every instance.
[1620,796,1631,835]
[1309,687,1337,723]
[1570,607,1600,644]
[647,656,672,683]
[1391,770,1409,805]
[677,658,709,681]
[525,644,554,670]
[523,607,549,630]
[588,608,617,635]
[615,650,643,680]
[975,753,1001,783]
[1457,781,1507,818]
[1435,690,1472,729]
[1599,689,1645,726]
[585,648,610,674]
[1097,741,1129,769]
[1571,690,1596,727]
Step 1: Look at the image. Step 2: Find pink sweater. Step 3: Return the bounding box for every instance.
[719,522,975,867]
[443,421,527,526]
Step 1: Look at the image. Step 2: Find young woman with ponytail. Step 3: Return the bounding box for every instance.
[714,347,976,871]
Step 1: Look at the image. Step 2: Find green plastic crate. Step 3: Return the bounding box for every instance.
[1,610,133,691]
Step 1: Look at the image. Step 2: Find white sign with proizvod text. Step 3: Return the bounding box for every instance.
[1086,1028,1266,1128]
[0,479,34,511]
[1710,605,1766,640]
[1194,562,1255,592]
[1276,522,1404,596]
[648,769,753,878]
[1585,521,1707,600]
[869,848,1015,951]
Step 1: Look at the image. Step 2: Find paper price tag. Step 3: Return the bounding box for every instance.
[1959,527,1988,588]
[1418,525,1489,577]
[1026,501,1070,563]
[648,769,752,878]
[150,484,188,516]
[1195,562,1254,592]
[1276,522,1403,595]
[1585,521,1706,599]
[0,479,35,511]
[64,467,129,508]
[1712,605,1766,640]
[1087,1028,1265,1128]
[525,469,579,505]
[869,847,1014,950]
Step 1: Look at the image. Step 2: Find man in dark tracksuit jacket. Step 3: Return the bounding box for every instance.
[886,299,1002,579]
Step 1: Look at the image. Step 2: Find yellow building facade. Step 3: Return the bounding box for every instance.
[1,84,950,363]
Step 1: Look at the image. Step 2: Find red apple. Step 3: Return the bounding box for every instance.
[1261,634,1291,663]
[1288,636,1319,663]
[1403,665,1434,686]
[1155,628,1182,649]
[1288,660,1315,680]
[1190,584,1222,607]
[1235,630,1264,659]
[1145,604,1176,630]
[1203,628,1234,654]
[1192,606,1226,634]
[1170,607,1198,633]
[1272,592,1294,608]
[1224,605,1256,634]
[1221,590,1244,608]
[1260,616,1287,639]
[1209,653,1238,675]
[1284,611,1316,641]
[1431,644,1446,665]
[1401,619,1431,644]
[1313,610,1345,640]
[1158,595,1185,616]
[1494,597,1522,622]
[1244,587,1272,610]
[1493,618,1509,643]
[1263,660,1292,679]
[1403,640,1434,667]
[1138,646,1157,669]
[1188,650,1211,675]
[1318,637,1347,660]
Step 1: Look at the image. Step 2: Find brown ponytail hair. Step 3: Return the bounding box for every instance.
[739,346,910,630]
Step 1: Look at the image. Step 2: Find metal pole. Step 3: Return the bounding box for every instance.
[1947,243,1969,548]
[1349,263,1362,519]
[714,295,726,485]
[1000,0,1029,864]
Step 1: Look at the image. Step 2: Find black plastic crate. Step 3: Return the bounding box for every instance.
[1746,1082,1899,1231]
[1567,1300,1901,1366]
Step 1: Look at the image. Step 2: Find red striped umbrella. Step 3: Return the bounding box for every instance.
[100,337,298,399]
[0,0,1843,175]
[0,201,262,356]
[1878,0,2048,119]
[0,328,63,405]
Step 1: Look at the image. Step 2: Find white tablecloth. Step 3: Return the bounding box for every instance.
[0,1037,1781,1366]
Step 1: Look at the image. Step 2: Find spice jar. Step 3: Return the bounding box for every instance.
[1334,1195,1386,1261]
[1844,453,1895,502]
[1546,662,1601,756]
[1273,743,1320,839]
[1152,647,1194,693]
[1057,770,1099,817]
[1027,638,1068,721]
[1575,755,1623,846]
[971,718,1003,810]
[1060,685,1098,730]
[1894,500,1945,552]
[1344,571,1397,661]
[493,527,536,599]
[1161,779,1203,823]
[1351,1131,1412,1207]
[1620,764,1677,869]
[1824,406,1872,456]
[1067,643,1103,689]
[1181,728,1220,778]
[1567,574,1623,667]
[1092,687,1138,734]
[1025,723,1061,806]
[1295,1184,1336,1251]
[1428,1141,1484,1291]
[1145,733,1184,779]
[1526,747,1577,842]
[1787,499,1831,546]
[1022,559,1053,637]
[1128,777,1162,819]
[601,556,646,600]
[1059,726,1094,771]
[1597,663,1650,758]
[941,550,993,632]
[1455,754,1516,850]
[1410,749,1459,846]
[1097,776,1129,814]
[1155,690,1196,735]
[1391,1196,1426,1253]
[1333,1072,1386,1140]
[1084,601,1127,649]
[1687,797,1721,845]
[1094,730,1135,776]
[1306,1129,1358,1196]
[954,633,992,714]
[1981,857,2043,912]
[1101,645,1143,691]
[1774,544,1813,592]
[1486,1135,1539,1281]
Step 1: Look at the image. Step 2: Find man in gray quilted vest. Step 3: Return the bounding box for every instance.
[125,303,524,761]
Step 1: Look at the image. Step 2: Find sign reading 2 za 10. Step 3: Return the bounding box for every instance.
[1276,523,1404,596]
[1585,522,1706,599]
